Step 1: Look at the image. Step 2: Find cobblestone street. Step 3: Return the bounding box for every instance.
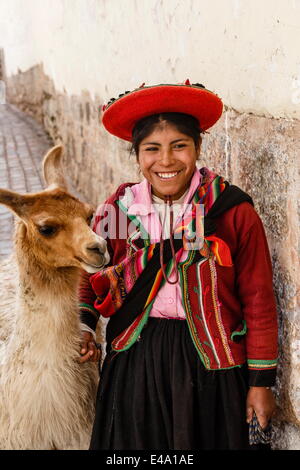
[0,104,52,260]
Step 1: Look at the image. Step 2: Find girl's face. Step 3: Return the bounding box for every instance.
[137,122,199,200]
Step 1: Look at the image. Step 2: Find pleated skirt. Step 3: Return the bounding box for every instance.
[90,318,252,450]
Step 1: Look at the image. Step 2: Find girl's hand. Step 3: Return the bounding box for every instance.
[79,331,101,363]
[246,387,276,429]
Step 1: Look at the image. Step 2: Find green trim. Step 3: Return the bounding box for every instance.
[247,359,277,366]
[213,364,243,371]
[193,190,200,204]
[117,199,150,245]
[230,319,247,341]
[159,254,177,288]
[179,251,211,369]
[79,302,99,315]
[127,228,141,248]
[112,300,154,352]
[178,255,244,371]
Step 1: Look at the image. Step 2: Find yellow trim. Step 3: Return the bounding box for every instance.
[209,257,235,366]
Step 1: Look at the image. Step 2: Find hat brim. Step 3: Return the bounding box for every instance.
[102,84,223,142]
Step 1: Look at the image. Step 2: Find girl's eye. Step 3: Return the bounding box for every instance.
[145,147,159,152]
[173,143,186,149]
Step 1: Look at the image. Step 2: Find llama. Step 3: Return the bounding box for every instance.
[0,145,109,450]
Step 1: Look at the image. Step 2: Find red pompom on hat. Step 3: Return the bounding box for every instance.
[101,80,223,142]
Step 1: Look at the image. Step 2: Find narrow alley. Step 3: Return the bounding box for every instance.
[0,104,51,259]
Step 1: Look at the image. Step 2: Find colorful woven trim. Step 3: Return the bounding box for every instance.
[78,302,100,317]
[204,235,233,266]
[91,243,156,317]
[180,253,211,368]
[103,81,210,112]
[199,171,232,266]
[89,169,233,340]
[117,198,150,243]
[175,169,232,266]
[247,359,277,370]
[208,256,235,365]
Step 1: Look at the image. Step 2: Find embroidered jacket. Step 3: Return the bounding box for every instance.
[79,171,278,387]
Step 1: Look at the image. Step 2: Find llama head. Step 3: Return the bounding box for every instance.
[0,145,110,273]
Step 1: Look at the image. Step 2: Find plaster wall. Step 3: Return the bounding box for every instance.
[0,0,300,119]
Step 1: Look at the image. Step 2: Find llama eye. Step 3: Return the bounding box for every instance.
[38,225,58,237]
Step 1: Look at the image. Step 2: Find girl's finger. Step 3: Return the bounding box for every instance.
[246,406,254,423]
[80,341,88,354]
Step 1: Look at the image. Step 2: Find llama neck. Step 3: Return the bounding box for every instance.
[13,223,82,341]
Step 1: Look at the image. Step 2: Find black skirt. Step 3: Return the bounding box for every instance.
[90,318,252,450]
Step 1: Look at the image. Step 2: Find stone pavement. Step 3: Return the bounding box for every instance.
[0,103,52,260]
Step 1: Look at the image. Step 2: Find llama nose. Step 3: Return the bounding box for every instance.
[87,243,105,256]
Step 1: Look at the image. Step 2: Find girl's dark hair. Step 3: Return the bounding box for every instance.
[131,112,202,157]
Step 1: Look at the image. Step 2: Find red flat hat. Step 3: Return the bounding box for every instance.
[101,81,223,142]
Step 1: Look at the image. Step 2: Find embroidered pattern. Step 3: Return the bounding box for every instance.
[126,228,142,257]
[112,310,147,351]
[209,256,235,366]
[91,243,156,316]
[195,259,221,367]
[180,252,211,369]
[112,254,176,351]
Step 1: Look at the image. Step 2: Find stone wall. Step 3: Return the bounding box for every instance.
[5,63,300,449]
[0,48,6,81]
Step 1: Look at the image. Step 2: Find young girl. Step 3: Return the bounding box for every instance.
[79,82,278,450]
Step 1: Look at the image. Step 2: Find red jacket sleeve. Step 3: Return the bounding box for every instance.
[233,203,278,386]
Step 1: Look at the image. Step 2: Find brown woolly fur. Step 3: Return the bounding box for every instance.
[0,145,109,449]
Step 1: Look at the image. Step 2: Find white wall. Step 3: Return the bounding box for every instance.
[0,0,299,119]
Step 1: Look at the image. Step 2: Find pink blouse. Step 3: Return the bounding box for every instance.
[124,169,202,320]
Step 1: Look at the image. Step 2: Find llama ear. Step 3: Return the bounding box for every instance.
[0,188,29,218]
[43,145,68,190]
